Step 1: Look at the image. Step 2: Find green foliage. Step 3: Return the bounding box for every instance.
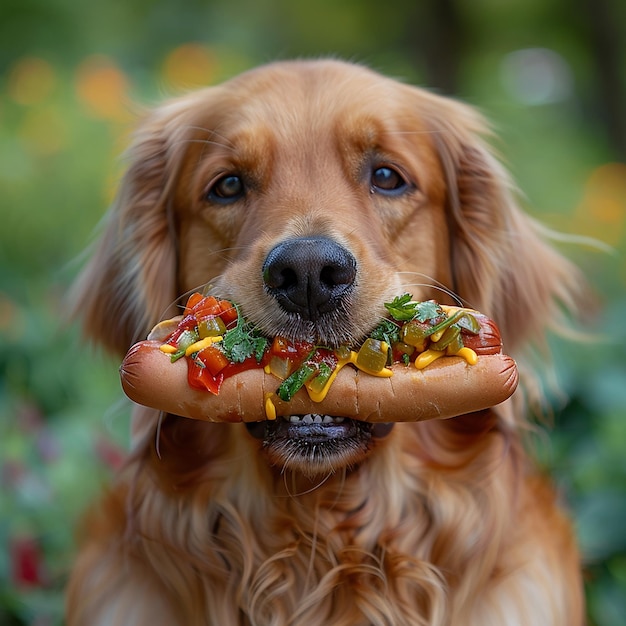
[0,292,128,625]
[1,2,625,624]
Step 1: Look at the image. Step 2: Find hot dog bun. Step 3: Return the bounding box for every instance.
[120,340,519,423]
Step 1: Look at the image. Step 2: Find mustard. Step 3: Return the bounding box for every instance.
[184,336,223,357]
[305,350,393,403]
[264,393,277,420]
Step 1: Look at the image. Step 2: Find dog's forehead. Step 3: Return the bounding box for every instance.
[190,61,430,145]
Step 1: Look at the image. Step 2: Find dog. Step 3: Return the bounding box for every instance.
[66,59,585,625]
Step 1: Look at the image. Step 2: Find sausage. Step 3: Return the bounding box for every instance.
[120,340,519,423]
[459,314,502,355]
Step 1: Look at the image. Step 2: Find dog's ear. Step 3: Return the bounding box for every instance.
[430,102,584,353]
[70,101,191,356]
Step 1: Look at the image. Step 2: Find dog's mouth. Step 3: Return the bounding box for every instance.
[245,415,394,475]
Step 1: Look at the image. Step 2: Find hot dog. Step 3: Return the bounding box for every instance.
[121,341,518,422]
[119,293,519,423]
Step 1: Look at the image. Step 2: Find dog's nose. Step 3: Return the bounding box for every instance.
[262,237,357,321]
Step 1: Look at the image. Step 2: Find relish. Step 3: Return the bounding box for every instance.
[159,292,481,402]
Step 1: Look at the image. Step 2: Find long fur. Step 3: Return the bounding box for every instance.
[66,59,585,625]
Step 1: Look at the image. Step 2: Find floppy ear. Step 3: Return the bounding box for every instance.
[430,101,584,354]
[71,101,191,356]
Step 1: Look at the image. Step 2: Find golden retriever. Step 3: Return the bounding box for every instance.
[66,59,585,625]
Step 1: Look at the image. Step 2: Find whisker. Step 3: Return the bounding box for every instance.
[395,270,452,291]
[154,244,253,320]
[396,272,466,306]
[282,469,333,498]
[154,411,165,460]
[401,282,466,307]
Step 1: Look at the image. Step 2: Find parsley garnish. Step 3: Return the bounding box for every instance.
[370,318,401,345]
[384,294,443,323]
[384,293,418,321]
[221,307,268,363]
[413,300,443,323]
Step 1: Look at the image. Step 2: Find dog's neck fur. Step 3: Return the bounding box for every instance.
[113,413,520,625]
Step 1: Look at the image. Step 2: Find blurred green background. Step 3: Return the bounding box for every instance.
[1,0,625,624]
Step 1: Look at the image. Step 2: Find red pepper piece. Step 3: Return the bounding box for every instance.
[183,292,205,314]
[197,346,230,376]
[217,299,238,327]
[269,336,299,358]
[187,356,224,395]
[190,295,222,319]
[269,337,315,360]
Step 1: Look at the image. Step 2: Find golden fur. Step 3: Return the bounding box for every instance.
[66,59,585,625]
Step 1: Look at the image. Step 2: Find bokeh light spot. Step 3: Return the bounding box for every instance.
[74,55,132,121]
[161,43,216,91]
[575,163,626,247]
[7,57,57,105]
[500,48,573,105]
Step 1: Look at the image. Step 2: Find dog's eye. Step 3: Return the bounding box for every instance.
[370,166,407,194]
[206,175,245,204]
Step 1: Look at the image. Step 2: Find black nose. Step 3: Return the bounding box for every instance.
[262,237,357,321]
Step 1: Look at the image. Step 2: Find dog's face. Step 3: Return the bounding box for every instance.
[173,62,453,344]
[75,60,579,477]
[170,63,458,472]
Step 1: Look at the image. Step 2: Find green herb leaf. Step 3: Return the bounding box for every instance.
[384,293,418,321]
[221,308,268,363]
[414,300,443,323]
[252,335,269,362]
[370,318,401,345]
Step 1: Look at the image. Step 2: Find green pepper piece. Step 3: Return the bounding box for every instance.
[276,361,317,401]
[197,315,227,338]
[425,309,466,338]
[401,320,430,350]
[392,341,415,364]
[444,331,465,355]
[335,345,351,360]
[356,338,389,373]
[456,312,481,335]
[307,362,334,395]
[170,328,200,362]
[429,325,461,351]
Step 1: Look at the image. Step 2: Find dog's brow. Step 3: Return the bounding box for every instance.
[386,130,443,136]
[186,125,237,150]
[171,138,236,152]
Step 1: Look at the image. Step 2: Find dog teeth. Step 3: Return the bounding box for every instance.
[286,414,345,424]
